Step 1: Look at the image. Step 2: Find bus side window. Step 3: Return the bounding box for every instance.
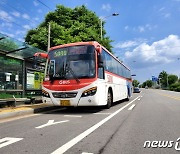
[98,67,104,79]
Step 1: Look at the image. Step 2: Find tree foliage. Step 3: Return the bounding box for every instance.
[158,70,168,87]
[132,80,140,87]
[168,74,178,85]
[0,39,18,51]
[142,80,153,88]
[25,5,113,52]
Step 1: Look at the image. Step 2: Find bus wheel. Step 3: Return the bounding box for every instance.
[105,90,112,109]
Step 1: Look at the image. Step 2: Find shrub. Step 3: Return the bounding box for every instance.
[169,83,180,92]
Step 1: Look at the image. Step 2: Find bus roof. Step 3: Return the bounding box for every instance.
[49,41,130,71]
[49,41,100,51]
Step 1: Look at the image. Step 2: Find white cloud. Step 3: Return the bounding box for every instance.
[1,31,15,38]
[164,13,171,18]
[22,14,30,20]
[124,35,180,68]
[16,30,26,35]
[23,25,31,30]
[38,9,43,13]
[126,24,157,33]
[159,7,165,12]
[0,10,13,21]
[115,38,147,49]
[138,26,145,32]
[101,4,111,12]
[34,17,39,21]
[11,11,20,17]
[124,26,129,30]
[17,38,24,42]
[0,22,12,28]
[33,1,39,6]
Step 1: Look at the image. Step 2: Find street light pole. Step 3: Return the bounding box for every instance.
[100,13,119,40]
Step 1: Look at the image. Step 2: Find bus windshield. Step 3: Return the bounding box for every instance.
[47,45,96,80]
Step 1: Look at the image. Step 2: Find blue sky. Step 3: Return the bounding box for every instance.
[0,0,180,83]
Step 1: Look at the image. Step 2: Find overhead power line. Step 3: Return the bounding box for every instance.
[0,1,37,25]
[36,0,52,10]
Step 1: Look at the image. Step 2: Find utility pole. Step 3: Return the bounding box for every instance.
[47,23,51,51]
[45,23,51,77]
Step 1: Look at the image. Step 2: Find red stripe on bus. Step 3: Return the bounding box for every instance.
[43,78,96,91]
[105,71,132,82]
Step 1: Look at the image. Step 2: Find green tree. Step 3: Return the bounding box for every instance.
[142,80,153,88]
[25,5,113,52]
[169,82,180,92]
[132,80,140,87]
[168,74,178,85]
[0,39,18,51]
[146,80,153,87]
[158,70,168,87]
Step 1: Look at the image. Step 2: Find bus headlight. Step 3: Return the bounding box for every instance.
[42,89,50,98]
[81,87,97,97]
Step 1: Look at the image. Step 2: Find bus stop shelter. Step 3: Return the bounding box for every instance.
[0,32,46,98]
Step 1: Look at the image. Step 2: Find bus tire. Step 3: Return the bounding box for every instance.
[105,90,112,109]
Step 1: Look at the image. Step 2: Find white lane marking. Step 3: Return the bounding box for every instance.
[128,104,136,110]
[93,113,111,115]
[0,107,66,124]
[82,152,94,154]
[36,120,69,129]
[0,137,23,149]
[138,98,141,100]
[64,115,82,118]
[51,96,140,154]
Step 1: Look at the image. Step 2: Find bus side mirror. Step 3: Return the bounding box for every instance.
[33,52,48,69]
[96,45,101,53]
[34,52,48,58]
[98,54,104,67]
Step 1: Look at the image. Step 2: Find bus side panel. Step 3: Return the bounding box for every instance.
[97,79,107,106]
[105,73,128,103]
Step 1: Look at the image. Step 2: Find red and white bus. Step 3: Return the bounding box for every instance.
[35,41,132,108]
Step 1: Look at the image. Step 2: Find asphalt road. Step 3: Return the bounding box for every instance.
[0,89,180,154]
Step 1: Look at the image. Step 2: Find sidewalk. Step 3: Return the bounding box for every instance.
[0,101,57,120]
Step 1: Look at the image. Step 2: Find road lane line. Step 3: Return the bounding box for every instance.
[51,96,140,154]
[128,104,136,110]
[0,107,66,124]
[93,113,111,115]
[0,137,23,149]
[157,93,180,100]
[82,152,94,154]
[36,120,69,129]
[64,115,82,118]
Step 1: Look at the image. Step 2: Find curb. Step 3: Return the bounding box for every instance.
[0,105,57,120]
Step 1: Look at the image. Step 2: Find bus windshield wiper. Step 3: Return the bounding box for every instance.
[65,64,80,83]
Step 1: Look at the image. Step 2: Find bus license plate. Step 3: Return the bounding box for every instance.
[60,100,70,106]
